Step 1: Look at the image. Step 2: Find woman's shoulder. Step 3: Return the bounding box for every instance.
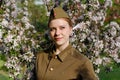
[36,49,49,56]
[70,47,90,62]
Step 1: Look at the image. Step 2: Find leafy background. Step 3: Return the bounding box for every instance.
[0,0,120,80]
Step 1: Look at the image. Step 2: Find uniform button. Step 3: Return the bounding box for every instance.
[55,56,57,59]
[50,67,54,71]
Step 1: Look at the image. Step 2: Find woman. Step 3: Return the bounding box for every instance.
[36,6,98,80]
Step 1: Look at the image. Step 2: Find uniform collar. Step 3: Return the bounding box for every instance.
[55,44,73,62]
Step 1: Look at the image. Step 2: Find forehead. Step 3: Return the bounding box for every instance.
[49,18,69,27]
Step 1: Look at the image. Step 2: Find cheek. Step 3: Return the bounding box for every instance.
[49,31,54,38]
[67,28,72,35]
[63,30,72,38]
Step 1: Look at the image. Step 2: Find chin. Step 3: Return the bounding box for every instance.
[55,42,64,46]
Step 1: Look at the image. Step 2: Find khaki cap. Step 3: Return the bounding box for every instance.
[49,6,69,23]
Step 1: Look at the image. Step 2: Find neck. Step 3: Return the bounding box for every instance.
[55,42,69,55]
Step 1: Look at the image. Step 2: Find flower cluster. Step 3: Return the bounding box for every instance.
[44,0,120,74]
[0,0,40,79]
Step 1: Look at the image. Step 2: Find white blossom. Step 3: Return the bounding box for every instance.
[115,37,120,48]
[4,33,15,43]
[9,21,16,29]
[81,4,87,9]
[20,51,34,62]
[73,22,87,30]
[21,16,29,23]
[95,68,100,73]
[104,0,113,8]
[103,57,111,65]
[93,57,102,65]
[114,58,120,63]
[110,21,120,30]
[1,19,9,27]
[0,29,3,39]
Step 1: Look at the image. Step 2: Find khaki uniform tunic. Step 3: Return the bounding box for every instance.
[36,44,98,80]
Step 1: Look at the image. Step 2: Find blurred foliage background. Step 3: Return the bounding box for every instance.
[28,0,48,33]
[21,0,120,80]
[0,0,120,80]
[27,0,120,33]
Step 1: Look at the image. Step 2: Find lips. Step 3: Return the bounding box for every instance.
[55,37,63,41]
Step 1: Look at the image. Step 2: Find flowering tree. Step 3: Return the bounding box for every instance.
[43,0,120,74]
[0,0,120,79]
[0,0,40,79]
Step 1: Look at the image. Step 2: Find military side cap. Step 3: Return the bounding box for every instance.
[49,6,69,22]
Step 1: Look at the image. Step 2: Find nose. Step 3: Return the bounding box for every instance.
[55,29,60,36]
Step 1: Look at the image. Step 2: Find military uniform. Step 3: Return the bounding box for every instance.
[35,6,98,80]
[36,44,98,80]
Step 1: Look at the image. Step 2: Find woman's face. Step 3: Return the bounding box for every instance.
[49,18,72,47]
